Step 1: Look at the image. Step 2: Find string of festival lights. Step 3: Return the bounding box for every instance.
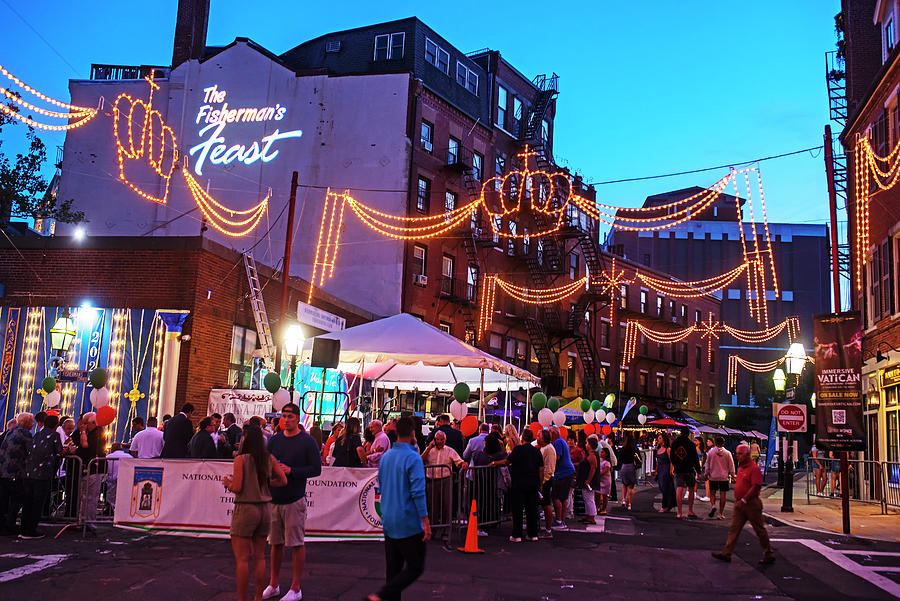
[0,63,98,130]
[726,351,813,392]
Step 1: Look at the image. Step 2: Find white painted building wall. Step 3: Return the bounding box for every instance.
[57,41,410,317]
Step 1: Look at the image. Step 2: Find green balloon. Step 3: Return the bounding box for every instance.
[89,368,108,389]
[264,372,282,394]
[42,377,56,393]
[548,397,560,412]
[532,392,547,411]
[591,400,602,411]
[453,382,471,402]
[639,404,649,415]
[580,399,591,412]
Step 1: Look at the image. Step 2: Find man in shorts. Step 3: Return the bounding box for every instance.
[670,428,701,518]
[549,426,575,530]
[703,436,735,519]
[537,430,556,538]
[264,404,322,601]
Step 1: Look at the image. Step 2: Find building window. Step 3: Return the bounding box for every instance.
[456,61,478,94]
[374,32,404,60]
[695,382,702,408]
[567,354,577,388]
[513,97,523,135]
[570,253,579,280]
[641,334,648,356]
[467,265,478,301]
[680,304,687,323]
[229,325,258,388]
[695,309,702,323]
[621,285,628,309]
[508,221,517,255]
[494,153,506,190]
[669,300,676,322]
[680,342,688,365]
[643,253,651,266]
[639,371,648,394]
[425,38,449,74]
[709,385,716,407]
[465,326,476,345]
[710,351,715,372]
[657,296,663,317]
[541,118,550,142]
[441,254,454,295]
[420,120,433,153]
[600,321,610,349]
[640,291,648,313]
[412,244,426,277]
[416,176,430,213]
[496,85,508,129]
[669,376,676,399]
[681,378,688,401]
[447,136,460,165]
[620,369,628,392]
[445,191,457,213]
[439,321,452,334]
[695,346,702,369]
[472,151,483,181]
[887,18,896,58]
[655,374,664,395]
[872,240,894,320]
[489,333,502,354]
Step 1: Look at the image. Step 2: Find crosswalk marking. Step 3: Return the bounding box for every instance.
[772,538,900,598]
[0,554,69,583]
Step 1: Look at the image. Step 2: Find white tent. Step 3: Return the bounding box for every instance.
[299,314,540,420]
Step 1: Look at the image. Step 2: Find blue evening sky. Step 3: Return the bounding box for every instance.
[1,0,840,227]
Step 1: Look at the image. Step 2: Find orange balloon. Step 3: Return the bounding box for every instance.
[583,423,594,436]
[460,415,479,437]
[558,426,568,440]
[601,424,612,435]
[529,422,543,437]
[96,405,116,427]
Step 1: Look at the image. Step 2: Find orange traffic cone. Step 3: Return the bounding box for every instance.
[457,499,485,553]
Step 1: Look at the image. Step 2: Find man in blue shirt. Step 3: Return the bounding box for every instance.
[365,416,430,601]
[264,404,322,601]
[549,426,576,530]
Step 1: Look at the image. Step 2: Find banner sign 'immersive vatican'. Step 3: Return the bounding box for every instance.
[113,460,383,540]
[813,311,865,451]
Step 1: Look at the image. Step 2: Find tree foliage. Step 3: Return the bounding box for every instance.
[0,102,84,227]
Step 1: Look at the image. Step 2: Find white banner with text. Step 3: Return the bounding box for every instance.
[113,459,383,540]
[207,389,272,425]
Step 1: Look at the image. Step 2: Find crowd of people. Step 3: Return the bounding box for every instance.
[0,404,776,600]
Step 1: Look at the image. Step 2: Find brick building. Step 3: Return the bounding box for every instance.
[839,0,900,464]
[0,236,373,433]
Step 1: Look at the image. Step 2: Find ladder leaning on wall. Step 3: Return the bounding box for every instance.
[243,254,276,372]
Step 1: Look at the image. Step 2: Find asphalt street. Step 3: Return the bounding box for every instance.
[1,488,898,600]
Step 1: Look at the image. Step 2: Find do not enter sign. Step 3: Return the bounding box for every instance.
[774,403,807,433]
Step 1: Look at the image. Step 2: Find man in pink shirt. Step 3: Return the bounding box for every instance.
[366,420,391,467]
[712,443,775,565]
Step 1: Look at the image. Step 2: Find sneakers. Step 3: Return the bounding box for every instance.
[509,536,522,542]
[261,585,281,600]
[280,589,302,601]
[708,507,717,518]
[551,521,568,531]
[699,496,710,502]
[716,513,725,520]
[711,552,731,563]
[526,536,539,542]
[18,531,45,540]
[538,529,553,539]
[477,530,488,537]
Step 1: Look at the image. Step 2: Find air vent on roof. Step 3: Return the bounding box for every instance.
[326,39,341,53]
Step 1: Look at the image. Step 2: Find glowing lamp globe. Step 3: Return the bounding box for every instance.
[810,393,816,408]
[50,312,77,353]
[284,324,304,357]
[717,408,726,422]
[786,342,806,376]
[772,368,786,392]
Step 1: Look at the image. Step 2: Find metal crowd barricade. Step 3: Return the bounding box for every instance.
[44,455,83,523]
[883,461,900,509]
[80,457,121,535]
[424,464,454,530]
[805,457,890,514]
[458,464,507,530]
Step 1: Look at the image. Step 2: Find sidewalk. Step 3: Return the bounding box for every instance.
[760,480,900,542]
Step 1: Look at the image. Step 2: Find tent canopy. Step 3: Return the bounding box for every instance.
[299,314,540,391]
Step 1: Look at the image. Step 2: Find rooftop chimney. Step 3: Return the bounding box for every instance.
[171,0,210,68]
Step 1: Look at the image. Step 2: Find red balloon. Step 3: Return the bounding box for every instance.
[601,424,612,435]
[583,423,594,436]
[558,426,568,441]
[46,410,60,417]
[460,415,479,437]
[529,422,543,437]
[96,405,116,427]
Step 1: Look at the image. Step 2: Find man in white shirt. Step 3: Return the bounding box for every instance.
[366,420,391,467]
[130,417,165,459]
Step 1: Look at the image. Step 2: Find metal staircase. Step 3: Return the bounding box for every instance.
[824,48,851,285]
[520,73,559,144]
[243,254,276,371]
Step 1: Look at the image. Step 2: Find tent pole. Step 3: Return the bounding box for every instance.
[504,375,510,429]
[479,369,485,422]
[526,387,531,430]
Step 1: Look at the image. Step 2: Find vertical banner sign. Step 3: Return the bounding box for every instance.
[813,311,865,451]
[85,309,106,373]
[0,308,21,416]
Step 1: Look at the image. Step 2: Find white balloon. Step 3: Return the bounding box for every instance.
[450,400,466,421]
[637,413,647,425]
[583,409,594,424]
[606,411,616,424]
[595,409,606,423]
[273,388,291,411]
[90,387,109,409]
[552,410,566,427]
[537,407,554,427]
[45,390,61,408]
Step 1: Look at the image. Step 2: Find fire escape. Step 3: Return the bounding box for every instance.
[442,147,480,343]
[825,42,851,295]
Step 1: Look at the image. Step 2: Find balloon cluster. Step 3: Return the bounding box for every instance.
[265,373,298,411]
[448,382,470,422]
[532,392,566,429]
[84,369,117,427]
[638,404,648,425]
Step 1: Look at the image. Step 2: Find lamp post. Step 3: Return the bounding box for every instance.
[781,342,807,513]
[283,324,304,400]
[773,368,786,488]
[49,311,78,372]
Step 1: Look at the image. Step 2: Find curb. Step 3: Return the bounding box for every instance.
[762,510,900,544]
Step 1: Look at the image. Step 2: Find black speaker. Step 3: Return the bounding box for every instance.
[310,338,340,369]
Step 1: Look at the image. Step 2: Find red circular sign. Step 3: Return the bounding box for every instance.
[777,404,805,432]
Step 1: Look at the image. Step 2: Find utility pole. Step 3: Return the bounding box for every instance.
[273,171,299,378]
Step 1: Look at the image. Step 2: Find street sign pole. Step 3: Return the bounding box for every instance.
[840,453,850,534]
[781,429,794,512]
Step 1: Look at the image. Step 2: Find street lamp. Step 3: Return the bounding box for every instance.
[780,343,808,513]
[49,312,78,374]
[284,324,304,398]
[785,343,807,376]
[717,408,726,422]
[773,368,786,393]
